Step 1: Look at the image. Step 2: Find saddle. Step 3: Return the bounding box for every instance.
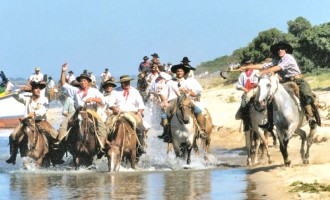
[283,82,301,111]
[106,112,137,134]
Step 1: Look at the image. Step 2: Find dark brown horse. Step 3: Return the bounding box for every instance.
[137,71,149,103]
[66,108,100,169]
[106,113,138,172]
[19,117,51,167]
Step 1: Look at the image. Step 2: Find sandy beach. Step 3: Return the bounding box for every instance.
[201,82,330,199]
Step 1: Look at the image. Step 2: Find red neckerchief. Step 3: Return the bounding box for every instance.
[245,70,253,91]
[123,86,130,100]
[78,87,89,98]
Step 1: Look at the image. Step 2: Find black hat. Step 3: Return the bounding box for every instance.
[48,76,53,79]
[270,41,293,55]
[180,57,191,64]
[83,70,88,74]
[117,75,134,83]
[105,68,109,71]
[30,81,47,90]
[151,53,159,58]
[240,57,253,65]
[68,71,74,74]
[102,78,117,88]
[143,56,149,60]
[170,64,195,74]
[76,73,92,82]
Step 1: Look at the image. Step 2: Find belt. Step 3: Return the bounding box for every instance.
[284,74,303,81]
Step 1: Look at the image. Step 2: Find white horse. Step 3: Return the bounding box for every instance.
[256,73,317,166]
[170,93,197,164]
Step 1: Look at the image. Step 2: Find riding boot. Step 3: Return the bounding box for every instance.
[304,105,316,124]
[137,129,146,154]
[195,113,207,138]
[158,118,168,139]
[6,137,19,165]
[258,102,274,132]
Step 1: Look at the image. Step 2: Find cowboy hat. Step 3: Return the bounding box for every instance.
[102,78,117,88]
[170,64,195,74]
[76,73,92,82]
[30,81,47,90]
[68,71,74,74]
[151,53,159,58]
[35,67,40,71]
[180,57,191,64]
[117,75,134,83]
[143,56,149,60]
[270,41,293,55]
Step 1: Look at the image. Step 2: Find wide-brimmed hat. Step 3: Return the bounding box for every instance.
[68,71,74,74]
[35,67,40,71]
[48,76,52,79]
[240,57,253,65]
[30,81,47,90]
[102,78,117,88]
[143,56,149,60]
[117,75,134,83]
[151,53,159,58]
[76,73,92,82]
[270,41,293,55]
[180,57,191,64]
[170,64,195,74]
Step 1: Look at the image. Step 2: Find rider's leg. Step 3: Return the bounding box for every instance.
[158,100,175,140]
[296,79,317,124]
[96,118,108,151]
[6,124,23,164]
[192,103,206,137]
[57,112,74,141]
[158,112,169,139]
[258,102,274,132]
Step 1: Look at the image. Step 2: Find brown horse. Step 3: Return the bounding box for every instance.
[65,108,100,169]
[19,117,51,167]
[106,113,138,172]
[196,108,213,155]
[137,71,149,103]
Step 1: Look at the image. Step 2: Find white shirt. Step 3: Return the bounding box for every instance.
[29,73,44,82]
[47,80,55,89]
[61,83,79,99]
[107,86,145,112]
[236,69,259,91]
[66,74,76,84]
[74,87,105,110]
[101,71,112,83]
[14,93,49,119]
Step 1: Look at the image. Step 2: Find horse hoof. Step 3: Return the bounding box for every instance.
[285,160,291,167]
[303,160,309,164]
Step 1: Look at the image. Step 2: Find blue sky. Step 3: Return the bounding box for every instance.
[0,0,329,79]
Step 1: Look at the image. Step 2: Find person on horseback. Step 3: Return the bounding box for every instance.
[100,68,112,93]
[57,64,108,152]
[240,41,318,129]
[150,53,161,66]
[6,81,63,164]
[235,58,259,134]
[138,56,150,73]
[99,77,117,122]
[157,59,205,140]
[106,75,149,154]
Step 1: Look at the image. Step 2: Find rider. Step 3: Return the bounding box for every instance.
[57,64,108,151]
[6,81,63,164]
[99,77,117,122]
[240,41,318,129]
[138,56,151,73]
[235,58,259,135]
[100,68,112,93]
[157,61,205,140]
[106,75,148,154]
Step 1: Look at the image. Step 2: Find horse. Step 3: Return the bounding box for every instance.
[18,117,51,167]
[246,95,274,166]
[137,71,150,103]
[170,93,198,164]
[256,73,317,166]
[65,108,100,169]
[106,113,138,172]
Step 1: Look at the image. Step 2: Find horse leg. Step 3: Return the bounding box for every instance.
[244,131,252,166]
[75,156,80,170]
[131,148,136,169]
[278,133,290,166]
[261,131,273,164]
[304,122,317,164]
[295,129,306,163]
[253,135,261,165]
[167,143,173,155]
[187,147,192,165]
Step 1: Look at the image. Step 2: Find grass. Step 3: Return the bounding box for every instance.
[290,181,330,193]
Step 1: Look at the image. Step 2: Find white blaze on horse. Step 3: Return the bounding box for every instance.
[256,73,317,166]
[170,93,198,165]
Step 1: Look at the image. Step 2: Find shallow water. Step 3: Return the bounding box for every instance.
[0,101,255,200]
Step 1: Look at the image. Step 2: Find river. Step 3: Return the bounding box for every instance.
[0,100,258,200]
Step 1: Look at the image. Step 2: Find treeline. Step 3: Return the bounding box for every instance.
[196,17,330,76]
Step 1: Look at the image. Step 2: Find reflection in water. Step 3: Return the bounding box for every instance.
[4,169,247,199]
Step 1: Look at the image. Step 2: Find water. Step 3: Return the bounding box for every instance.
[0,101,252,200]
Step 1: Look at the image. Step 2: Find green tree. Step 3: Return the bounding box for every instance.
[288,17,312,38]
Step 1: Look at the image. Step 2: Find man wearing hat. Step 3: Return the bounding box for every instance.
[66,70,75,84]
[150,53,161,66]
[235,58,260,136]
[28,67,46,97]
[107,75,148,154]
[100,68,112,93]
[240,41,318,129]
[180,56,195,78]
[157,62,207,140]
[138,56,150,73]
[98,77,117,122]
[6,81,64,165]
[57,64,108,152]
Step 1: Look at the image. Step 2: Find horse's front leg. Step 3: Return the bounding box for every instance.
[244,131,252,166]
[187,147,192,165]
[131,149,136,169]
[75,156,80,170]
[278,134,290,166]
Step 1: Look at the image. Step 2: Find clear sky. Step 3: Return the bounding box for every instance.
[1,0,329,79]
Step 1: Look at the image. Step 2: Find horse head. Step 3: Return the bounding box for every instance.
[177,93,193,124]
[256,73,279,108]
[107,143,121,172]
